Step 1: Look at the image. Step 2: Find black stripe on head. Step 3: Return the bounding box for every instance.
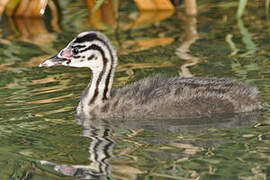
[74,33,98,44]
[89,44,108,104]
[73,55,81,59]
[72,45,86,49]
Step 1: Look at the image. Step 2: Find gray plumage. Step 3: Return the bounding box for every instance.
[84,75,262,119]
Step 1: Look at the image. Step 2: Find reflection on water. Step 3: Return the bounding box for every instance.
[0,0,269,179]
[41,111,263,179]
[0,0,58,17]
[175,0,199,77]
[123,10,174,30]
[85,0,117,30]
[237,18,258,57]
[41,122,114,179]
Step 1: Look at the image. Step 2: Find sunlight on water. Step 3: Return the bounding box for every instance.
[0,0,269,179]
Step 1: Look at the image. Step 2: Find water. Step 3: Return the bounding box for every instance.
[0,0,269,179]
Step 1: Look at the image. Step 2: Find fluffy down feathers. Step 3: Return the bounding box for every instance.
[84,75,262,119]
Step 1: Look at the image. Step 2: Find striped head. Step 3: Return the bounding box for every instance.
[39,31,118,72]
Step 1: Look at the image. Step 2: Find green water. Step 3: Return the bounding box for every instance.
[0,0,270,179]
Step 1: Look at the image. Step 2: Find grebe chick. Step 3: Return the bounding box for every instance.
[39,31,262,119]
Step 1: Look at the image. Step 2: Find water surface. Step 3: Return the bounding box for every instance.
[0,0,270,179]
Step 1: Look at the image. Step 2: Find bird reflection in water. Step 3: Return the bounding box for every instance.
[40,110,263,179]
[41,119,114,179]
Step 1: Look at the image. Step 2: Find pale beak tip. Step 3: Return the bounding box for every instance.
[39,61,49,68]
[39,56,66,68]
[38,59,55,68]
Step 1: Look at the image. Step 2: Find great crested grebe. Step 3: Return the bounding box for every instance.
[39,31,262,119]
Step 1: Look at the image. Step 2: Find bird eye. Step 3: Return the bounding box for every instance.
[72,47,79,55]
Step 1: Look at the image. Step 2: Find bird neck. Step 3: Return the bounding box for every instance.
[81,44,117,109]
[84,70,113,105]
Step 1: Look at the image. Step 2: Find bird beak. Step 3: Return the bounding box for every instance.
[39,48,72,68]
[39,56,67,68]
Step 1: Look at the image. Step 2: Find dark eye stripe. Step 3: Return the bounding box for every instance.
[72,45,86,49]
[73,55,81,59]
[80,47,91,53]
